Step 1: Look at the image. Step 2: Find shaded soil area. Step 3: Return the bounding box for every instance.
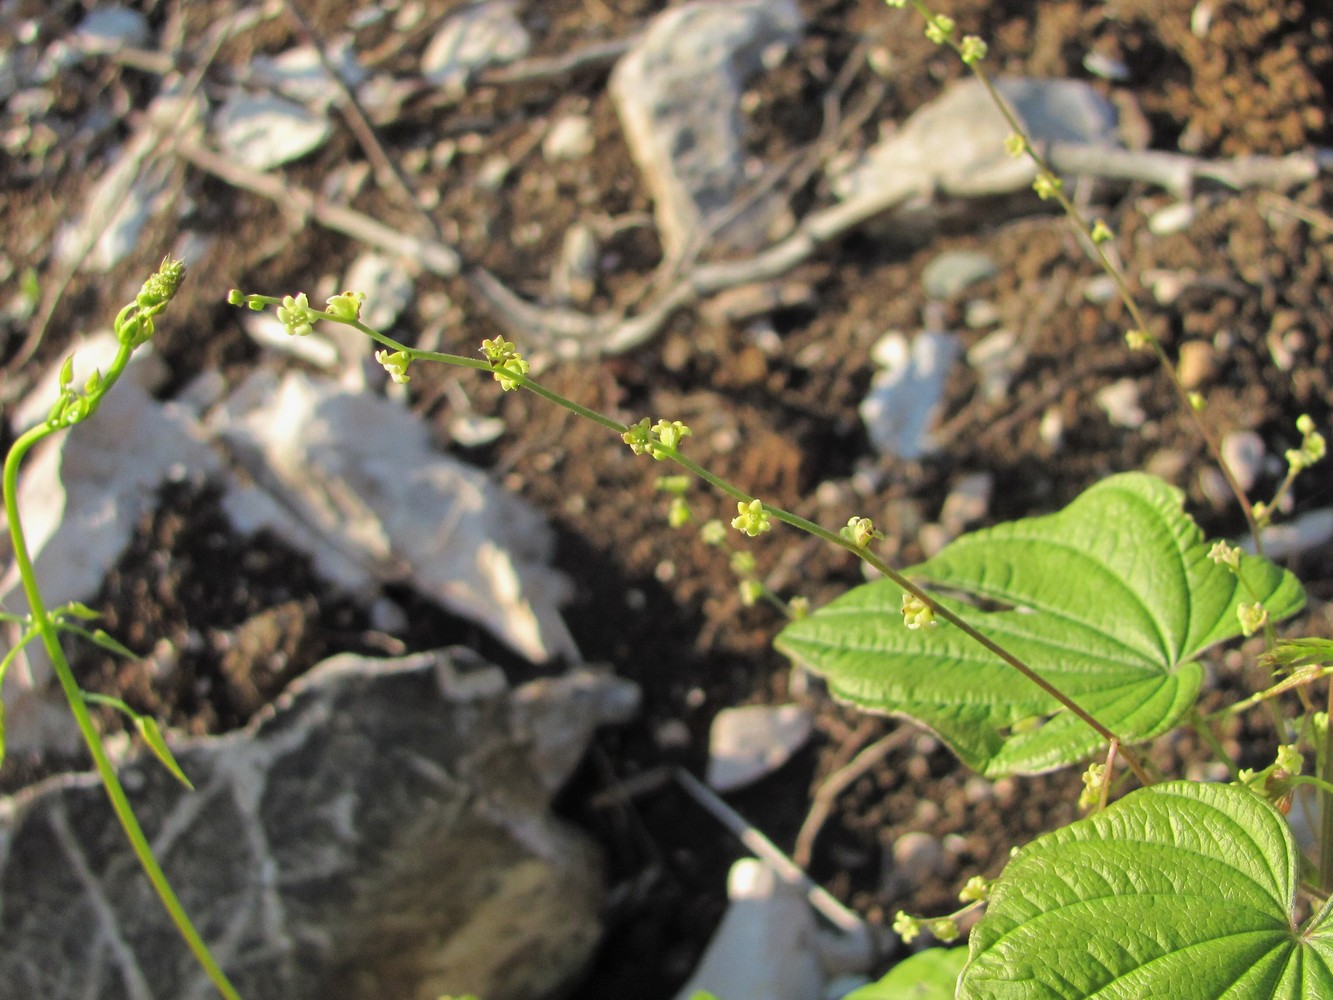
[3,1,1333,997]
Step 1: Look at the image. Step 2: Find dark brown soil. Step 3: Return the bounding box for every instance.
[3,1,1333,997]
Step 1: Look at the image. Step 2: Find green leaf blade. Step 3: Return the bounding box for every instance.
[776,474,1304,775]
[959,782,1333,1000]
[846,947,968,999]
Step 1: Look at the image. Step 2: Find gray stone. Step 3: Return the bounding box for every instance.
[921,250,997,300]
[212,94,332,172]
[1221,429,1266,492]
[1095,377,1145,429]
[610,0,803,259]
[209,370,579,664]
[706,704,813,791]
[859,329,960,460]
[0,650,638,1000]
[421,1,531,95]
[830,77,1119,206]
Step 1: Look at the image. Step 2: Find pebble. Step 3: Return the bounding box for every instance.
[889,831,947,892]
[706,704,813,791]
[550,222,598,305]
[1220,430,1265,492]
[213,93,331,171]
[1095,378,1146,429]
[1147,201,1196,236]
[1038,406,1064,450]
[1176,339,1217,390]
[968,328,1021,403]
[939,472,993,534]
[543,113,596,162]
[921,250,998,300]
[1247,508,1333,560]
[421,0,531,94]
[73,6,150,54]
[860,329,961,460]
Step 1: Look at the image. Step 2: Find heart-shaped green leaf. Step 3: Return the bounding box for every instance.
[776,474,1304,775]
[960,781,1333,999]
[847,947,967,999]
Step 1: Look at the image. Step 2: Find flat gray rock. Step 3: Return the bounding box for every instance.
[610,0,802,259]
[831,76,1119,207]
[0,650,638,1000]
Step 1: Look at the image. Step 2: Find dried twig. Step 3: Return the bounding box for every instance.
[794,726,915,868]
[672,767,872,940]
[175,142,460,277]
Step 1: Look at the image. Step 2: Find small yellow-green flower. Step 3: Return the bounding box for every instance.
[841,516,882,549]
[375,349,412,384]
[667,496,692,528]
[1125,329,1150,351]
[652,419,692,454]
[1208,540,1241,569]
[622,417,653,456]
[927,917,961,943]
[959,875,991,903]
[1090,219,1113,244]
[480,337,518,364]
[700,519,727,546]
[892,910,921,943]
[277,292,316,337]
[924,14,955,44]
[731,498,772,537]
[1238,601,1268,638]
[901,592,937,630]
[959,35,987,64]
[493,355,530,391]
[739,578,764,606]
[1005,133,1027,158]
[1032,172,1063,201]
[324,290,366,323]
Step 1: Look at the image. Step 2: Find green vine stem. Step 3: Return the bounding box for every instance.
[4,260,242,1000]
[230,291,1154,786]
[891,0,1263,550]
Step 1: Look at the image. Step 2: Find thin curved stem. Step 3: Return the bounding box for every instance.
[3,389,242,1000]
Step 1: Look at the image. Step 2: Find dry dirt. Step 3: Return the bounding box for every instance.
[3,1,1333,997]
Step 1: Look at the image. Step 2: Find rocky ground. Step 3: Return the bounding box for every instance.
[2,0,1333,997]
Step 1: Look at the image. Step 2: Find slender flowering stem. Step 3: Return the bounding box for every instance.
[231,287,1152,786]
[5,262,244,1000]
[893,0,1261,549]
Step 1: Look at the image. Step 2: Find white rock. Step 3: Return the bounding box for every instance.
[706,704,813,791]
[421,1,531,94]
[1244,508,1333,560]
[72,6,150,54]
[967,328,1022,403]
[249,41,367,108]
[1148,200,1196,236]
[610,0,802,258]
[859,330,960,460]
[1095,378,1145,429]
[55,92,202,271]
[672,860,826,1000]
[213,93,332,171]
[831,77,1119,205]
[1221,429,1265,492]
[940,472,993,534]
[543,113,596,162]
[208,369,579,664]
